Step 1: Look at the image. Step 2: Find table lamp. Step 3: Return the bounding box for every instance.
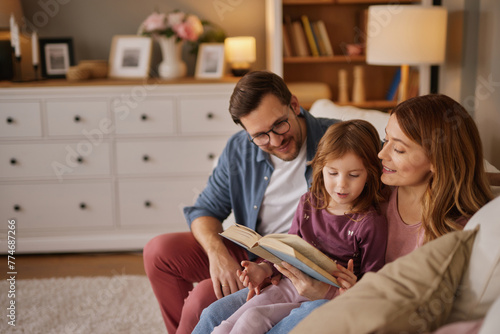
[366,5,447,103]
[225,36,256,76]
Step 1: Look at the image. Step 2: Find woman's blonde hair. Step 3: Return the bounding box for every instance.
[391,94,493,242]
[309,119,385,214]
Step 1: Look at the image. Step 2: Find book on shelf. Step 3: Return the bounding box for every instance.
[282,24,293,57]
[386,68,401,101]
[386,68,419,102]
[284,15,297,57]
[301,15,320,57]
[291,20,311,57]
[220,223,340,287]
[316,20,334,56]
[312,21,327,56]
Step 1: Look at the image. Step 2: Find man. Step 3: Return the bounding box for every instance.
[143,71,338,333]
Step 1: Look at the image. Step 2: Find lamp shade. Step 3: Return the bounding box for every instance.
[366,5,447,65]
[225,36,256,64]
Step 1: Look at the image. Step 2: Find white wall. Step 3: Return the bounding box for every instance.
[440,0,500,168]
[475,0,500,168]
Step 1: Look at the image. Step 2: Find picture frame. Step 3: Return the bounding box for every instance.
[108,35,152,79]
[39,38,75,78]
[195,43,225,79]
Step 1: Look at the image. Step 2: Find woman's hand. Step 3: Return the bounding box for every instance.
[333,259,357,294]
[274,261,330,300]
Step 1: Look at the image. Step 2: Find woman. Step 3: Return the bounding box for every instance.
[193,94,494,333]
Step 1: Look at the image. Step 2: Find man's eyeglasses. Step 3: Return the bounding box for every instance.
[250,118,291,146]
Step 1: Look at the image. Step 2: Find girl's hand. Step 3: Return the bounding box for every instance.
[274,261,330,301]
[333,259,357,294]
[236,261,274,301]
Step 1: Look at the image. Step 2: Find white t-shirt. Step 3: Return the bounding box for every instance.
[257,139,309,236]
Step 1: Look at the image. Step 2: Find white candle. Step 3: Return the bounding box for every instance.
[13,22,21,58]
[32,32,39,66]
[10,13,16,48]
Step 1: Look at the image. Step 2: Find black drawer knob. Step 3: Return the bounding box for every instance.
[141,114,148,121]
[144,200,151,207]
[6,117,14,124]
[13,204,21,211]
[74,115,81,122]
[10,158,17,165]
[79,202,87,209]
[142,155,150,162]
[208,153,215,160]
[206,112,214,119]
[77,156,84,164]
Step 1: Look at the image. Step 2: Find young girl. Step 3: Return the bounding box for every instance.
[211,120,388,334]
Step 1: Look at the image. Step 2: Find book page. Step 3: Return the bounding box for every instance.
[263,234,337,274]
[220,224,261,249]
[259,238,339,287]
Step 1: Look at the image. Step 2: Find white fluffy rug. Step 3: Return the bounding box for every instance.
[0,275,166,334]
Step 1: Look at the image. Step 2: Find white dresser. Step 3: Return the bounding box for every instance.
[0,79,240,253]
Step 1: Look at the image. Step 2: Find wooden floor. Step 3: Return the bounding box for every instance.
[13,252,146,279]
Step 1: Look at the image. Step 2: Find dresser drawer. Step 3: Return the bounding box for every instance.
[178,96,240,135]
[0,142,111,179]
[117,178,204,231]
[0,182,114,230]
[0,102,42,138]
[115,138,226,175]
[114,98,175,135]
[46,100,109,137]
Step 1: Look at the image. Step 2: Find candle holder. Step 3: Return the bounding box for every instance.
[11,56,23,82]
[33,64,40,81]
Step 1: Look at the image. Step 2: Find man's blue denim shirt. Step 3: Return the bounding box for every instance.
[183,108,337,232]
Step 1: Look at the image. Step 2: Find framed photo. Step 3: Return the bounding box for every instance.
[39,38,75,78]
[108,35,152,79]
[195,43,225,79]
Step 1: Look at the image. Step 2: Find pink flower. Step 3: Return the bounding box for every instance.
[141,12,167,32]
[174,15,203,41]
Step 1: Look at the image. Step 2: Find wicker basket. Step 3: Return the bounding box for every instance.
[78,60,109,79]
[66,66,91,81]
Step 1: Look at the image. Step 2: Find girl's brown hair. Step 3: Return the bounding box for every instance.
[391,94,493,242]
[309,119,385,214]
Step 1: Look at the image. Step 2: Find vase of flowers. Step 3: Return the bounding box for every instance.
[139,11,204,79]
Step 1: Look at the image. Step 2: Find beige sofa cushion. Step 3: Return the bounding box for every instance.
[290,228,478,334]
[447,196,500,323]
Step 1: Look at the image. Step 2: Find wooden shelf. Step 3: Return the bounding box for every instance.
[337,100,396,110]
[283,0,416,4]
[0,76,240,89]
[279,0,419,110]
[284,55,365,63]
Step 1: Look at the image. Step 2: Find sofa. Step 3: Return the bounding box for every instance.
[292,99,500,333]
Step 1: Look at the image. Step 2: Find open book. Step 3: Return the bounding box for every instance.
[220,224,340,287]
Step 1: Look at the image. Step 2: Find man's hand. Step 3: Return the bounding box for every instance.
[207,248,245,299]
[191,216,244,299]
